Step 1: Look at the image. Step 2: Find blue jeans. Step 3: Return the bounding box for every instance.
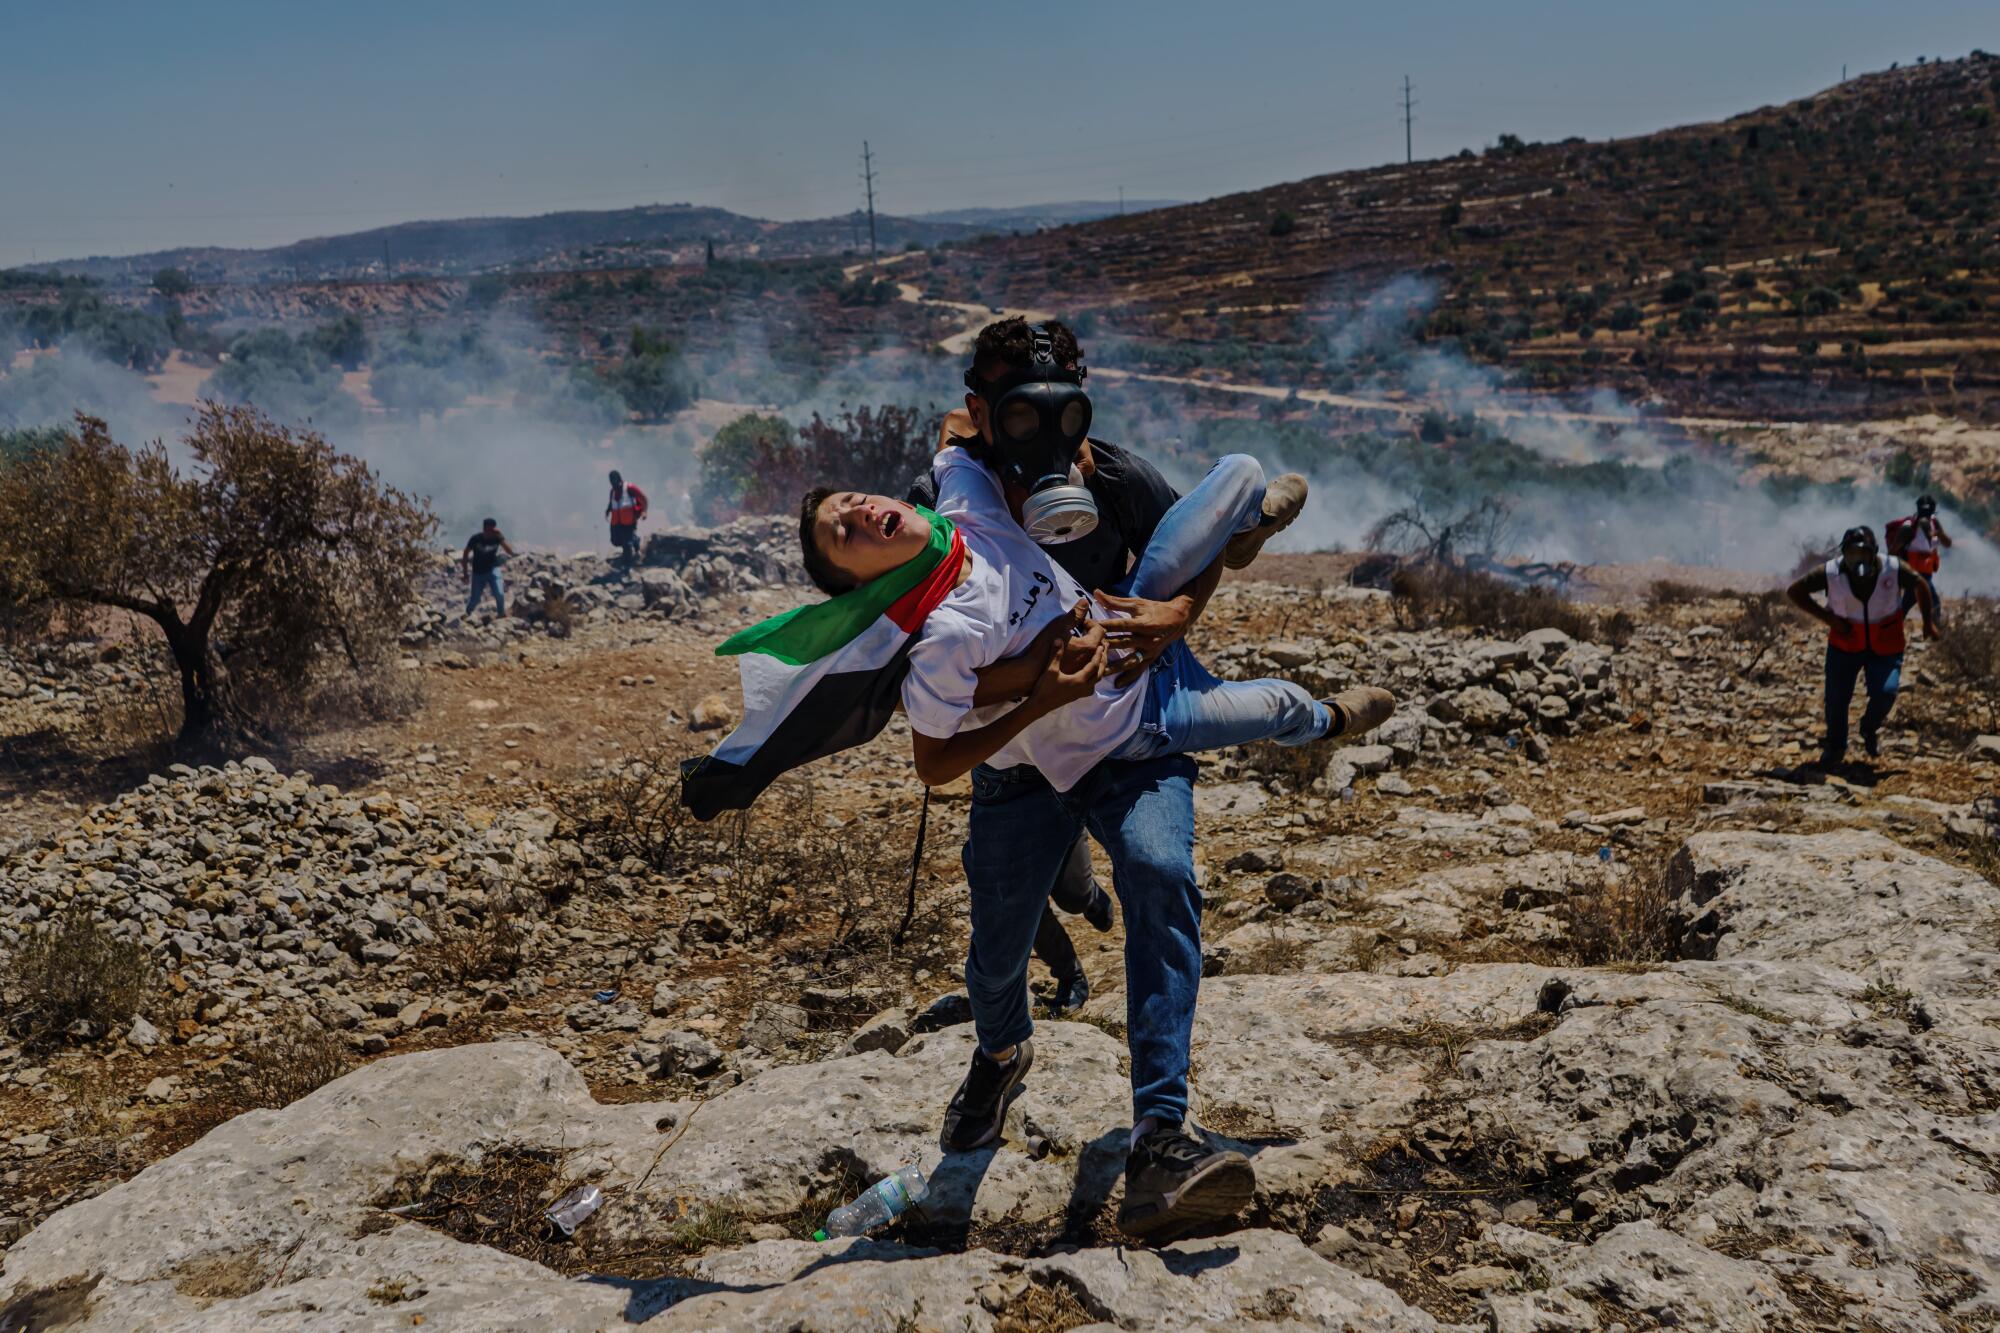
[1108,454,1330,760]
[965,755,1201,1127]
[1823,645,1900,761]
[466,569,504,615]
[1899,573,1941,627]
[959,453,1292,1129]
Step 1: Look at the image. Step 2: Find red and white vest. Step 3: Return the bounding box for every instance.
[1903,520,1941,575]
[1824,557,1905,656]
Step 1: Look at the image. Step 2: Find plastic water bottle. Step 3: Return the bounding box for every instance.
[819,1164,929,1238]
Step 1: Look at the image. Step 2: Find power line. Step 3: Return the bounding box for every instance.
[1400,75,1418,165]
[859,141,879,269]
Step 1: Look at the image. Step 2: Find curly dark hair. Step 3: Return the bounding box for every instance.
[967,317,1084,390]
[798,487,854,596]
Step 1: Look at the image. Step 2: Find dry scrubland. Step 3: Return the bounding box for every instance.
[2,522,1999,1331]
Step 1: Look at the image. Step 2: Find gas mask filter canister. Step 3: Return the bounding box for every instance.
[966,324,1099,544]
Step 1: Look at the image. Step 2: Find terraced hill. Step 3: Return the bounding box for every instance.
[928,53,2000,420]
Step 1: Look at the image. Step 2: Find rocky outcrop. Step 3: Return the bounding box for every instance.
[400,515,804,650]
[0,759,565,1040]
[0,1041,1446,1331]
[5,821,1997,1329]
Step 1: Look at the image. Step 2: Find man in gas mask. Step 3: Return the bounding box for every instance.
[907,320,1305,1030]
[902,318,1333,1240]
[1886,493,1952,626]
[1787,525,1938,767]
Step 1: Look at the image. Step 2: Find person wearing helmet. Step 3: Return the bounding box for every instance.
[1786,525,1938,767]
[1886,494,1951,626]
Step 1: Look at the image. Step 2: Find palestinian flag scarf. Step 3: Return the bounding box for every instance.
[681,507,965,819]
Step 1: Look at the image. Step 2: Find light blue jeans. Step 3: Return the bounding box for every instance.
[1107,453,1330,761]
[466,569,505,615]
[959,454,1321,1129]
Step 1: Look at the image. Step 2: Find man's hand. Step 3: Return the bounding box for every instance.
[1028,600,1108,714]
[1096,592,1192,687]
[1924,619,1942,641]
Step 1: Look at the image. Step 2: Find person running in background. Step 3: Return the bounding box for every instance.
[1887,494,1951,625]
[461,517,514,616]
[606,470,649,568]
[1787,524,1938,767]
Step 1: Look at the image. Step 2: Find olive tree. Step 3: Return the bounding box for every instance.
[0,405,435,753]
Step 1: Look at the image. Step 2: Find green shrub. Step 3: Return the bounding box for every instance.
[4,904,154,1050]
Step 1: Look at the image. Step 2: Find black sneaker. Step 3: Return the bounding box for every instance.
[1083,884,1115,933]
[1862,730,1881,758]
[1046,971,1090,1015]
[1116,1124,1256,1241]
[939,1040,1033,1153]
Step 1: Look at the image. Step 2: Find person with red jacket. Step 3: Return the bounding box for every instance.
[1787,525,1938,767]
[1886,494,1952,625]
[606,470,648,567]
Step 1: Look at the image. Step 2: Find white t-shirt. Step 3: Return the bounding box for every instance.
[901,447,1146,791]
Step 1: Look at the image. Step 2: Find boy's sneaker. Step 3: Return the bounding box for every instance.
[1047,971,1090,1015]
[1083,883,1115,933]
[1320,686,1395,739]
[939,1039,1033,1153]
[1223,473,1309,569]
[1116,1124,1256,1241]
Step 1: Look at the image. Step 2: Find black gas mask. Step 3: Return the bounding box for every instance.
[965,324,1097,544]
[1840,525,1879,583]
[1916,494,1937,520]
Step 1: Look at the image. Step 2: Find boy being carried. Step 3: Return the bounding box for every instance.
[800,446,1392,795]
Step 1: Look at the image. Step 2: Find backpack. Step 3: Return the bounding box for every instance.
[1884,516,1915,553]
[626,484,649,520]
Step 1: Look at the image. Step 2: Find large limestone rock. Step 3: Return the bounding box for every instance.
[9,831,1998,1331]
[1667,828,2000,1035]
[0,1040,1445,1331]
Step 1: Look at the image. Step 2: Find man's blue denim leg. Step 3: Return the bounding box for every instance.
[467,570,504,615]
[1111,641,1329,761]
[1823,645,1865,760]
[1078,754,1201,1127]
[1117,455,1266,599]
[963,766,1085,1058]
[1857,653,1902,741]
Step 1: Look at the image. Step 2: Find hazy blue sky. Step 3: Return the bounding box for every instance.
[3,1,1993,268]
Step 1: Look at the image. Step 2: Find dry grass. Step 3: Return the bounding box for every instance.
[1388,564,1599,643]
[1220,924,1311,976]
[1928,596,2000,734]
[229,1012,352,1111]
[409,902,525,986]
[708,773,918,962]
[994,1275,1096,1333]
[3,904,155,1051]
[665,1200,746,1254]
[1647,579,1710,606]
[1548,865,1675,966]
[555,739,704,876]
[384,1145,597,1275]
[1728,591,1793,675]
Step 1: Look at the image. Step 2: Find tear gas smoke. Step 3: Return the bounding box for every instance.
[1089,276,2000,595]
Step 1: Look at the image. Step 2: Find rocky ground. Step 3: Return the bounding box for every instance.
[2,533,1998,1331]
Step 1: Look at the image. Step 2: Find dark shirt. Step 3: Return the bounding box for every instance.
[465,530,506,576]
[905,438,1180,590]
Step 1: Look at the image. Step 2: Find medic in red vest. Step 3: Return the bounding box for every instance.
[1786,525,1938,768]
[606,469,649,568]
[1886,494,1951,626]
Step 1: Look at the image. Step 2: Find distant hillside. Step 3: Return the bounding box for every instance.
[912,200,1182,232]
[933,53,2000,420]
[21,204,978,286]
